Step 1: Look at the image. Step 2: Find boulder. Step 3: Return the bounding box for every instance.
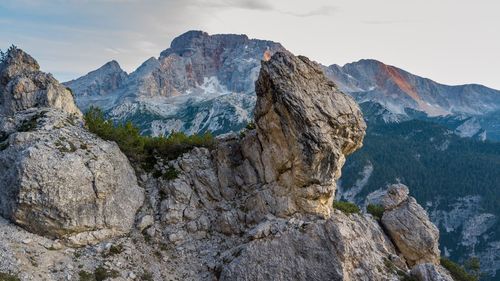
[381,183,410,210]
[0,48,143,246]
[381,185,440,266]
[411,263,454,281]
[0,109,144,246]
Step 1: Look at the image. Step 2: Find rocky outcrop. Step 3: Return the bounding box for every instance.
[411,263,454,281]
[381,184,441,266]
[0,48,81,116]
[0,48,144,246]
[220,212,405,281]
[248,53,366,217]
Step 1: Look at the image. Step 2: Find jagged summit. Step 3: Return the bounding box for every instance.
[0,47,81,116]
[325,58,500,116]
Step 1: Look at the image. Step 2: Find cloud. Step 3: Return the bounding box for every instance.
[362,19,417,25]
[280,5,337,17]
[191,0,273,11]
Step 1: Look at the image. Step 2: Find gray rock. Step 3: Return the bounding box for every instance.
[0,48,81,117]
[0,109,144,246]
[137,215,154,232]
[220,213,403,281]
[411,263,454,281]
[382,183,410,210]
[382,197,440,266]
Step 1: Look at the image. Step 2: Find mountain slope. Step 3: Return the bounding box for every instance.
[325,59,500,116]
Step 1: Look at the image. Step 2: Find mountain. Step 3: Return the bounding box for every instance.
[65,30,286,135]
[325,59,500,116]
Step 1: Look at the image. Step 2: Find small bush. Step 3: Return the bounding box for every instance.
[245,121,256,130]
[440,257,478,281]
[0,272,20,281]
[94,266,119,281]
[102,244,123,258]
[367,204,385,220]
[163,166,179,180]
[78,270,94,281]
[84,107,215,168]
[332,201,360,215]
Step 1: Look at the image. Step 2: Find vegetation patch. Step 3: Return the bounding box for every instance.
[245,121,256,130]
[102,244,124,258]
[78,270,94,281]
[332,201,360,215]
[366,204,385,220]
[0,272,20,281]
[94,266,119,281]
[84,107,215,170]
[440,257,479,281]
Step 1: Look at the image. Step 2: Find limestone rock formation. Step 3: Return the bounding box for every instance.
[250,53,366,216]
[0,47,81,116]
[381,184,441,266]
[0,48,143,246]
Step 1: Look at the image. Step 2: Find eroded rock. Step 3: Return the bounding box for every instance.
[0,109,144,246]
[0,48,81,116]
[381,185,440,266]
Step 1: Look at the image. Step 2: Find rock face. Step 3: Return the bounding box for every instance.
[381,184,441,266]
[220,213,404,281]
[0,48,81,116]
[0,48,144,246]
[246,53,366,217]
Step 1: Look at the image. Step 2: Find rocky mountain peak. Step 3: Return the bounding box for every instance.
[161,30,251,58]
[0,47,81,116]
[0,48,40,77]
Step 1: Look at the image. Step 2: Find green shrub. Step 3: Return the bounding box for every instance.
[78,270,94,281]
[94,266,119,281]
[440,257,478,281]
[0,272,20,281]
[332,201,360,215]
[245,121,256,130]
[84,107,215,169]
[367,204,385,220]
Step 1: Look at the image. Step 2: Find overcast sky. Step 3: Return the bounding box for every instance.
[1,0,499,88]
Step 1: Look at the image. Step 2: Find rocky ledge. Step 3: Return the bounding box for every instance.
[0,48,454,281]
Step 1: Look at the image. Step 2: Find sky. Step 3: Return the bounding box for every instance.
[1,0,499,89]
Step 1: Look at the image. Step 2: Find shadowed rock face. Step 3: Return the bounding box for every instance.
[0,48,143,246]
[0,48,81,117]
